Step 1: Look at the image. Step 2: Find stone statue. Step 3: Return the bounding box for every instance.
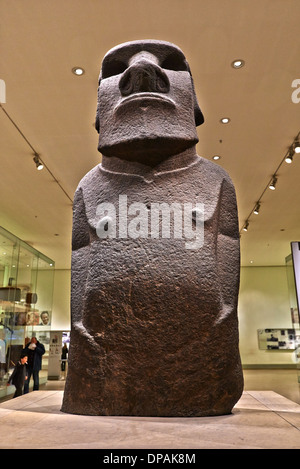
[61,40,243,417]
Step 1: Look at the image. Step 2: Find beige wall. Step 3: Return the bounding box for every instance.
[51,269,71,331]
[238,266,297,367]
[51,266,298,366]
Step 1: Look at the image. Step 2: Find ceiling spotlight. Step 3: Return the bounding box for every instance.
[285,149,294,164]
[220,117,230,124]
[231,59,245,69]
[33,154,43,171]
[269,175,277,190]
[212,155,221,160]
[72,67,85,76]
[294,140,300,154]
[243,220,249,231]
[253,202,260,215]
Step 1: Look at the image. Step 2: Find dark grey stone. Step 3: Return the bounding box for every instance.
[61,40,243,416]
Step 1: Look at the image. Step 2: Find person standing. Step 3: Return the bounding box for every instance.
[23,337,45,393]
[61,343,68,371]
[7,354,28,398]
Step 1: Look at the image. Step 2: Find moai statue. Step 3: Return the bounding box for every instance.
[61,40,243,417]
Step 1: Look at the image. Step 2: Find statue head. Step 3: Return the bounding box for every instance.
[95,40,204,163]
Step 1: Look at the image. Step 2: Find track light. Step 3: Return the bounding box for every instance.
[33,154,43,171]
[285,149,294,164]
[241,133,299,237]
[294,140,300,154]
[243,220,249,231]
[269,175,277,190]
[253,202,260,215]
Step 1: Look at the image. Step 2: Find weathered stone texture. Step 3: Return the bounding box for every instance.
[61,40,243,416]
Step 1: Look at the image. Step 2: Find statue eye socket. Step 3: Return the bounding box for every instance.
[101,60,128,79]
[161,53,188,72]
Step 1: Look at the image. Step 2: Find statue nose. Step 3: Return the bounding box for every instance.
[119,60,170,96]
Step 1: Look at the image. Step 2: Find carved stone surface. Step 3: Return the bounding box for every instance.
[61,40,243,417]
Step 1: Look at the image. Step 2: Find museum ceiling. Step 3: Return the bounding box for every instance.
[1,0,300,269]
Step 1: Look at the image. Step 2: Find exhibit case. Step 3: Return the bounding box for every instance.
[286,243,300,386]
[0,226,55,398]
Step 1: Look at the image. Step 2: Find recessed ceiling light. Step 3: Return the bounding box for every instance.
[231,59,245,69]
[212,155,221,160]
[220,117,230,124]
[72,67,85,76]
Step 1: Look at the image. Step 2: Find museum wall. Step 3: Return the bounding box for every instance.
[51,266,297,367]
[239,266,296,367]
[51,269,71,331]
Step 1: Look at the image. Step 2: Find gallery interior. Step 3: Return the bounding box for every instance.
[0,0,300,449]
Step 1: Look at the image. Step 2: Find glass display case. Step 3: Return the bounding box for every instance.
[257,328,298,350]
[0,226,55,398]
[286,249,299,327]
[285,243,300,387]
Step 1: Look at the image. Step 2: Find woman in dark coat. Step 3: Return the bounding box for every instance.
[8,354,28,398]
[22,337,45,393]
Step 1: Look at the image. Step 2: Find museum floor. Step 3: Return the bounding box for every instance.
[0,369,299,450]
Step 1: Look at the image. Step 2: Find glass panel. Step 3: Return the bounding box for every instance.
[286,253,299,326]
[285,245,300,399]
[0,229,20,390]
[257,328,297,350]
[0,226,55,399]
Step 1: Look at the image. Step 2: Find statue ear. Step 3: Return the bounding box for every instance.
[194,100,204,127]
[95,75,101,133]
[187,67,204,127]
[95,103,100,133]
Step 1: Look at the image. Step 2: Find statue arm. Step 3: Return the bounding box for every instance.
[71,187,90,323]
[217,177,240,314]
[72,187,90,251]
